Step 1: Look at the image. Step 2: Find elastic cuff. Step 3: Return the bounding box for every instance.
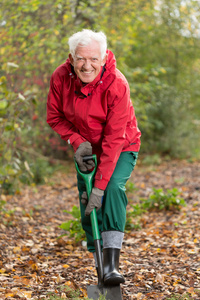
[101,231,124,249]
[71,136,86,151]
[92,187,104,196]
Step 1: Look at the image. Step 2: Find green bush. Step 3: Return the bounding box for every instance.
[59,205,86,242]
[125,181,138,193]
[0,199,6,211]
[19,158,55,185]
[126,187,186,231]
[166,292,199,300]
[128,68,199,158]
[0,67,58,194]
[141,188,186,211]
[0,67,37,194]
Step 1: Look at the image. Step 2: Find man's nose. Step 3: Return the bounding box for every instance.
[83,59,91,68]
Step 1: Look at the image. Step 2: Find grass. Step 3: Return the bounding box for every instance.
[46,285,86,299]
[166,290,200,299]
[46,286,200,300]
[46,285,107,300]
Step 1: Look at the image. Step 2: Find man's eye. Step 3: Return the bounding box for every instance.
[92,58,98,61]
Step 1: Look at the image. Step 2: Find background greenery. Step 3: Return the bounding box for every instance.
[1,0,200,193]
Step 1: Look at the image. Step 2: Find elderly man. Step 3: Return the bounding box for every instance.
[47,29,141,285]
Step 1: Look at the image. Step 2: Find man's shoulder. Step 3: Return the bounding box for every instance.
[115,68,129,86]
[106,68,129,96]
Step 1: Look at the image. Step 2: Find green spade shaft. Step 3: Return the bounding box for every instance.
[74,154,103,285]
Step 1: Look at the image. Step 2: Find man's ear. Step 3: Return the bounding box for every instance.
[69,53,74,66]
[101,53,108,66]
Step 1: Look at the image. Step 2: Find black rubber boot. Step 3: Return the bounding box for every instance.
[103,248,125,285]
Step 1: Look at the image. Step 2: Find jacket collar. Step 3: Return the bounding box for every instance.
[71,65,105,96]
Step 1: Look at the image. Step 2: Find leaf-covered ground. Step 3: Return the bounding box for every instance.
[0,160,200,300]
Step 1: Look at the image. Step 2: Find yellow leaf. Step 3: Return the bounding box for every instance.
[64,280,76,290]
[194,238,198,243]
[80,288,87,297]
[22,291,32,298]
[5,293,15,297]
[56,274,63,283]
[1,194,7,201]
[181,186,188,191]
[160,67,167,74]
[0,48,6,55]
[54,29,60,36]
[21,41,27,49]
[63,264,69,268]
[0,268,6,274]
[50,58,55,64]
[31,263,38,271]
[28,260,38,271]
[63,15,68,24]
[137,293,143,300]
[13,246,21,253]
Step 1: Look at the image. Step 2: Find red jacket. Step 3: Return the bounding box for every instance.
[47,50,141,190]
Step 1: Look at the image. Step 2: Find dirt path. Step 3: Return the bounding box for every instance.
[0,160,200,299]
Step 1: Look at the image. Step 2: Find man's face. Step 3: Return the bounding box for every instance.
[69,41,107,83]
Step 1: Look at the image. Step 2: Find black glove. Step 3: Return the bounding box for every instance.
[85,187,104,216]
[74,141,95,172]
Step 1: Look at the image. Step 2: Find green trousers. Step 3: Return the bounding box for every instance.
[77,151,138,252]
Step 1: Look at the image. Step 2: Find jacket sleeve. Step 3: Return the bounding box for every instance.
[46,73,86,151]
[94,82,130,190]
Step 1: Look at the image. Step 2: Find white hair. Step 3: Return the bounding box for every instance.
[68,29,107,60]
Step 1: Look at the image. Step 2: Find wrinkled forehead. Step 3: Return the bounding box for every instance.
[76,39,100,49]
[74,41,102,57]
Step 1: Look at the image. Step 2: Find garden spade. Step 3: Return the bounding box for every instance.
[75,155,123,300]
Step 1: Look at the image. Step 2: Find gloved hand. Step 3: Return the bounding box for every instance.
[85,187,104,216]
[74,141,95,172]
[81,191,88,206]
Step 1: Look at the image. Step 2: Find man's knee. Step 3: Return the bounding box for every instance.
[106,176,126,193]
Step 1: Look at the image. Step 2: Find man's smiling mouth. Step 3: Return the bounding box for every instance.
[82,70,93,74]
